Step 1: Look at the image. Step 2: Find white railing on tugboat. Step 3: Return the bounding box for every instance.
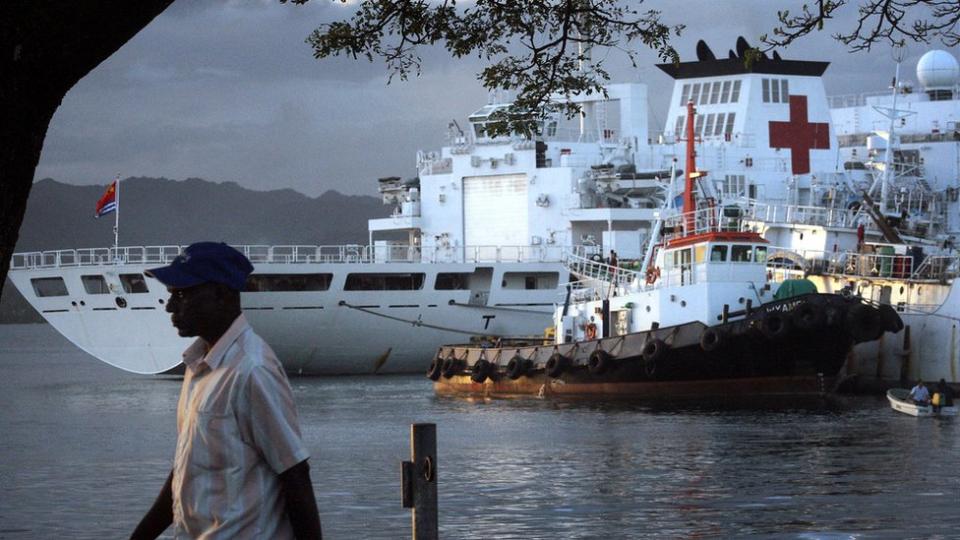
[563,248,639,287]
[10,244,575,270]
[660,205,743,241]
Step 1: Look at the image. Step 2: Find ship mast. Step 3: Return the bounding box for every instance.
[683,101,700,234]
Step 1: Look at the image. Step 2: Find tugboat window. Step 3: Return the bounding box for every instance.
[710,245,728,262]
[245,273,333,292]
[754,246,768,263]
[81,275,110,295]
[435,273,470,290]
[119,273,149,294]
[731,245,752,262]
[345,273,425,291]
[31,277,68,297]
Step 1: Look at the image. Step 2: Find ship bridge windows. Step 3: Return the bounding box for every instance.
[722,174,748,197]
[755,246,768,263]
[345,272,425,291]
[689,83,701,105]
[435,272,470,290]
[81,275,110,294]
[501,271,560,290]
[713,113,726,136]
[724,113,736,136]
[31,277,68,297]
[710,245,728,262]
[709,81,721,104]
[245,273,333,292]
[665,248,693,269]
[720,81,732,103]
[680,80,742,107]
[694,115,705,137]
[119,273,149,294]
[704,114,716,138]
[676,112,736,139]
[730,244,768,263]
[731,245,752,262]
[762,78,790,103]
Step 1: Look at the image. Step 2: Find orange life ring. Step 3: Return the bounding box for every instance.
[585,323,598,341]
[645,266,661,285]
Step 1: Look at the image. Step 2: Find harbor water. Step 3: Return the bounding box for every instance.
[1,324,957,539]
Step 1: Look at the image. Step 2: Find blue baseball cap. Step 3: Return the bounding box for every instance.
[146,242,253,291]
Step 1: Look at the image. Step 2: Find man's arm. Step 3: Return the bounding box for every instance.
[279,459,322,539]
[130,469,174,540]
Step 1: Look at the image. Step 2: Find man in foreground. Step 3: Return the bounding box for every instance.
[131,242,321,539]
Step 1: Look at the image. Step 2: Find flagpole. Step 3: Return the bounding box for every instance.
[113,174,120,262]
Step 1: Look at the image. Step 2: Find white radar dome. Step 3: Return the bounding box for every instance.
[916,49,959,90]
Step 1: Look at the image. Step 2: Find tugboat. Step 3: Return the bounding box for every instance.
[428,103,903,398]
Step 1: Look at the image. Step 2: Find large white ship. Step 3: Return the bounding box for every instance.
[9,38,959,384]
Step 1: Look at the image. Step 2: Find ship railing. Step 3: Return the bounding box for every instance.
[762,247,959,282]
[10,245,185,269]
[10,243,576,269]
[738,200,855,228]
[455,245,570,263]
[660,206,743,241]
[563,248,639,289]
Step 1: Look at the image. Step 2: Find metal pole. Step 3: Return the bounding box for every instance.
[113,174,120,261]
[401,423,438,540]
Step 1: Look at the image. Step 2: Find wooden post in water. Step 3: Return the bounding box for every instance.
[401,423,438,540]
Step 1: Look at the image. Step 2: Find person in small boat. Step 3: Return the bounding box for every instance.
[908,379,931,406]
[933,379,955,412]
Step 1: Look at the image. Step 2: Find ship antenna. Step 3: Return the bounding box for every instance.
[880,45,907,215]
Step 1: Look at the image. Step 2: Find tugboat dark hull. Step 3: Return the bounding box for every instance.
[428,294,902,399]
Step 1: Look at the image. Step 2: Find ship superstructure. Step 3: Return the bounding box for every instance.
[8,39,959,385]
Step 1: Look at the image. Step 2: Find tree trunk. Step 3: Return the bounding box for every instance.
[0,1,175,302]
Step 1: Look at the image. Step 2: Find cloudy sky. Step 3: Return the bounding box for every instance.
[34,1,943,197]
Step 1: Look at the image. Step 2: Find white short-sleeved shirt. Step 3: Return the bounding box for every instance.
[172,314,310,539]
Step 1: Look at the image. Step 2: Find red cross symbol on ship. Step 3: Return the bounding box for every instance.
[768,95,830,175]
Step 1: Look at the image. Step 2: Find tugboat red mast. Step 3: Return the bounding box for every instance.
[683,101,700,235]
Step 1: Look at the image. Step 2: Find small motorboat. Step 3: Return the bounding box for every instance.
[887,388,958,417]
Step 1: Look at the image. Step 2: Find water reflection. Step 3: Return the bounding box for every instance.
[0,325,956,539]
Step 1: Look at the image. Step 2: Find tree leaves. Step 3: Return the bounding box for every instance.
[300,0,683,136]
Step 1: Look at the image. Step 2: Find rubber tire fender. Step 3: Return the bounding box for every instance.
[505,356,528,380]
[471,358,492,383]
[426,355,443,381]
[792,302,823,330]
[588,349,613,375]
[545,353,569,378]
[699,327,724,352]
[760,312,791,340]
[642,339,666,377]
[441,355,461,378]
